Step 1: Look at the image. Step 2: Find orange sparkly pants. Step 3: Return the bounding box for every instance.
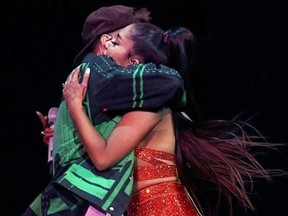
[127,182,201,216]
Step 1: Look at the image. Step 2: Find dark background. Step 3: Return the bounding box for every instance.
[3,0,288,215]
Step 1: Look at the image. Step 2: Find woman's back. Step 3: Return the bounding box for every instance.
[133,108,178,192]
[128,109,201,216]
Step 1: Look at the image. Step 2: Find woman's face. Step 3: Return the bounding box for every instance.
[103,24,139,67]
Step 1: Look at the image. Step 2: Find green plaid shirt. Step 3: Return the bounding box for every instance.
[24,54,186,216]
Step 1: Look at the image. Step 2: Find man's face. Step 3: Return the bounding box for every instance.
[103,24,136,67]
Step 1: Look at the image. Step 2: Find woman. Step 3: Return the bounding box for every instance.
[62,22,280,216]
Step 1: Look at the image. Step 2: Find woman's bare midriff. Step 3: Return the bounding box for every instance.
[133,176,178,192]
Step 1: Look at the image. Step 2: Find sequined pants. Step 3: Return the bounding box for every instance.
[127,182,200,216]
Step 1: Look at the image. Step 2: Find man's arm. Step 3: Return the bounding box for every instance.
[81,54,186,112]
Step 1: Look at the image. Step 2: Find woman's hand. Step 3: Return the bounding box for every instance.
[62,67,90,113]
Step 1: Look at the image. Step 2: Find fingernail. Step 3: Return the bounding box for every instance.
[85,68,90,74]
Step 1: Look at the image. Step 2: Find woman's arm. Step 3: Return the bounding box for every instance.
[63,67,162,171]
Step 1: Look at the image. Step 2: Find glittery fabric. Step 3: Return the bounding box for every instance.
[128,148,201,215]
[127,182,200,216]
[134,147,177,181]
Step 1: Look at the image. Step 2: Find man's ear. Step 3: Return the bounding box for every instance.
[128,56,143,65]
[98,34,112,54]
[100,34,112,43]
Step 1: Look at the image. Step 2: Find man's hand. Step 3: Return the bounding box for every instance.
[36,111,54,144]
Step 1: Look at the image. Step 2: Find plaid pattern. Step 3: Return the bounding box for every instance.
[83,54,186,127]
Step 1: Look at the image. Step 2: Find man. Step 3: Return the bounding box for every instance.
[27,5,185,216]
[37,4,152,144]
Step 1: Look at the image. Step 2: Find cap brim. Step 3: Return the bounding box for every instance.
[73,37,97,66]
